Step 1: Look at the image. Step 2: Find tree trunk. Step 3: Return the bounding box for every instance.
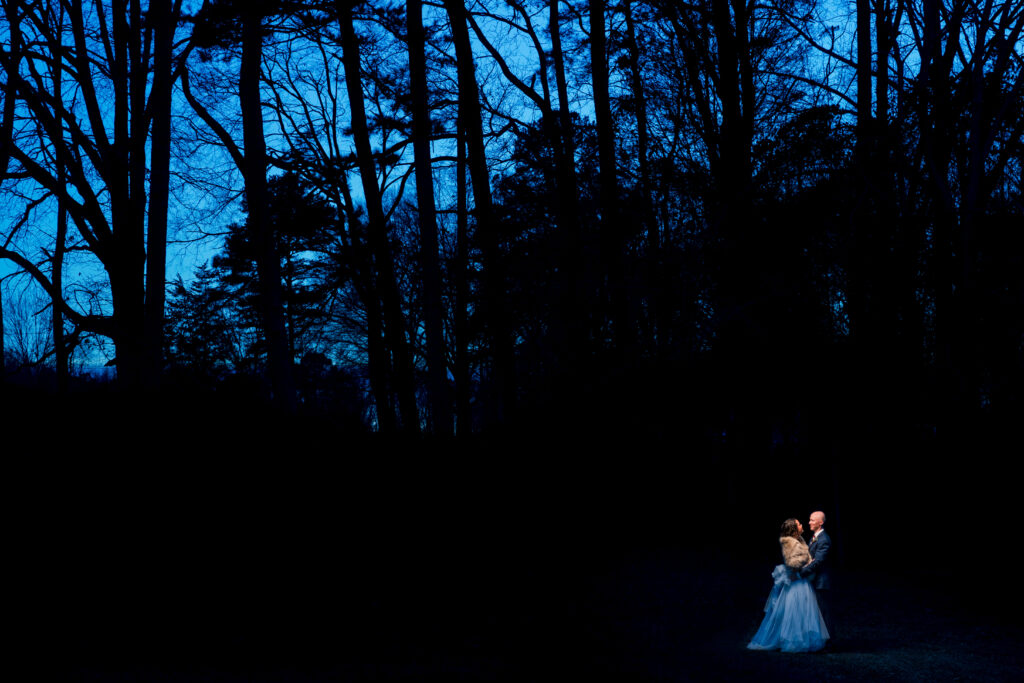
[454,116,471,433]
[623,0,662,354]
[873,0,914,397]
[855,0,873,161]
[920,0,959,425]
[144,0,174,389]
[51,1,69,392]
[0,284,4,383]
[590,0,630,356]
[408,0,452,435]
[0,0,20,385]
[709,0,754,361]
[733,0,755,182]
[337,174,397,432]
[549,0,586,369]
[445,0,516,426]
[54,147,68,391]
[337,0,420,432]
[240,7,297,412]
[108,0,146,388]
[366,290,395,432]
[850,0,900,426]
[876,0,891,161]
[0,0,19,181]
[849,0,874,348]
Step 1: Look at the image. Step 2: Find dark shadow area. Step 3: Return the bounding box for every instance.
[5,381,1020,682]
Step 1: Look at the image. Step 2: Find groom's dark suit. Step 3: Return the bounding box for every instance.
[801,529,834,639]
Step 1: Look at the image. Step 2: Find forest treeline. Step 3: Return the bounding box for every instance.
[1,0,1021,440]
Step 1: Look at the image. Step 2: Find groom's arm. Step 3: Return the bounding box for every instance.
[799,535,830,577]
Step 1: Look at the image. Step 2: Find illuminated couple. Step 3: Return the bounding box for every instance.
[747,511,834,653]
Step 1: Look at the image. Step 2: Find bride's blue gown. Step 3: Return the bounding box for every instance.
[747,565,829,653]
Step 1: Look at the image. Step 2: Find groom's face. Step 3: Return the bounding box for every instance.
[809,514,823,532]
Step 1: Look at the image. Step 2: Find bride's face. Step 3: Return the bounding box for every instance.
[797,521,804,534]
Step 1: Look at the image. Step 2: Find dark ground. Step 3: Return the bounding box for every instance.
[44,542,1024,682]
[7,386,1021,681]
[20,454,1021,683]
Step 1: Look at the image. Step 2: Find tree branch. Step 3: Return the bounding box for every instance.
[180,66,247,170]
[0,246,116,337]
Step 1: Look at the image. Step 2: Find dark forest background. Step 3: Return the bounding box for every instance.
[2,0,1022,678]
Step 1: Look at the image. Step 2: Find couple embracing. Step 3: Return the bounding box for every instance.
[747,511,834,653]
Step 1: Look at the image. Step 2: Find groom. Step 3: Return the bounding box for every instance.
[800,511,834,642]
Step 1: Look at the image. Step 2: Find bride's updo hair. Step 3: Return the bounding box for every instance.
[780,518,802,538]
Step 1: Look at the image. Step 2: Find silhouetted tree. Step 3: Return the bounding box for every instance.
[407,0,451,434]
[589,0,632,357]
[165,263,250,381]
[465,1,587,371]
[144,0,176,386]
[335,0,420,433]
[2,0,1020,440]
[1,0,187,390]
[213,173,337,361]
[188,0,298,411]
[0,0,23,385]
[492,112,600,396]
[445,0,517,425]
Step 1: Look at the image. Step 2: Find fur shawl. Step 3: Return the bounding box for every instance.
[780,535,812,570]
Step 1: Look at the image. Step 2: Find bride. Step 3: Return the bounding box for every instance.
[747,518,830,653]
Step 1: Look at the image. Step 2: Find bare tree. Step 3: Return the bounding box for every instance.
[0,0,24,383]
[186,0,299,411]
[445,0,517,425]
[335,0,420,432]
[144,0,175,386]
[1,0,187,389]
[465,1,586,366]
[408,0,452,434]
[589,0,631,355]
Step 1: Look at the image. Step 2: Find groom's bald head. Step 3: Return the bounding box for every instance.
[809,511,825,532]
